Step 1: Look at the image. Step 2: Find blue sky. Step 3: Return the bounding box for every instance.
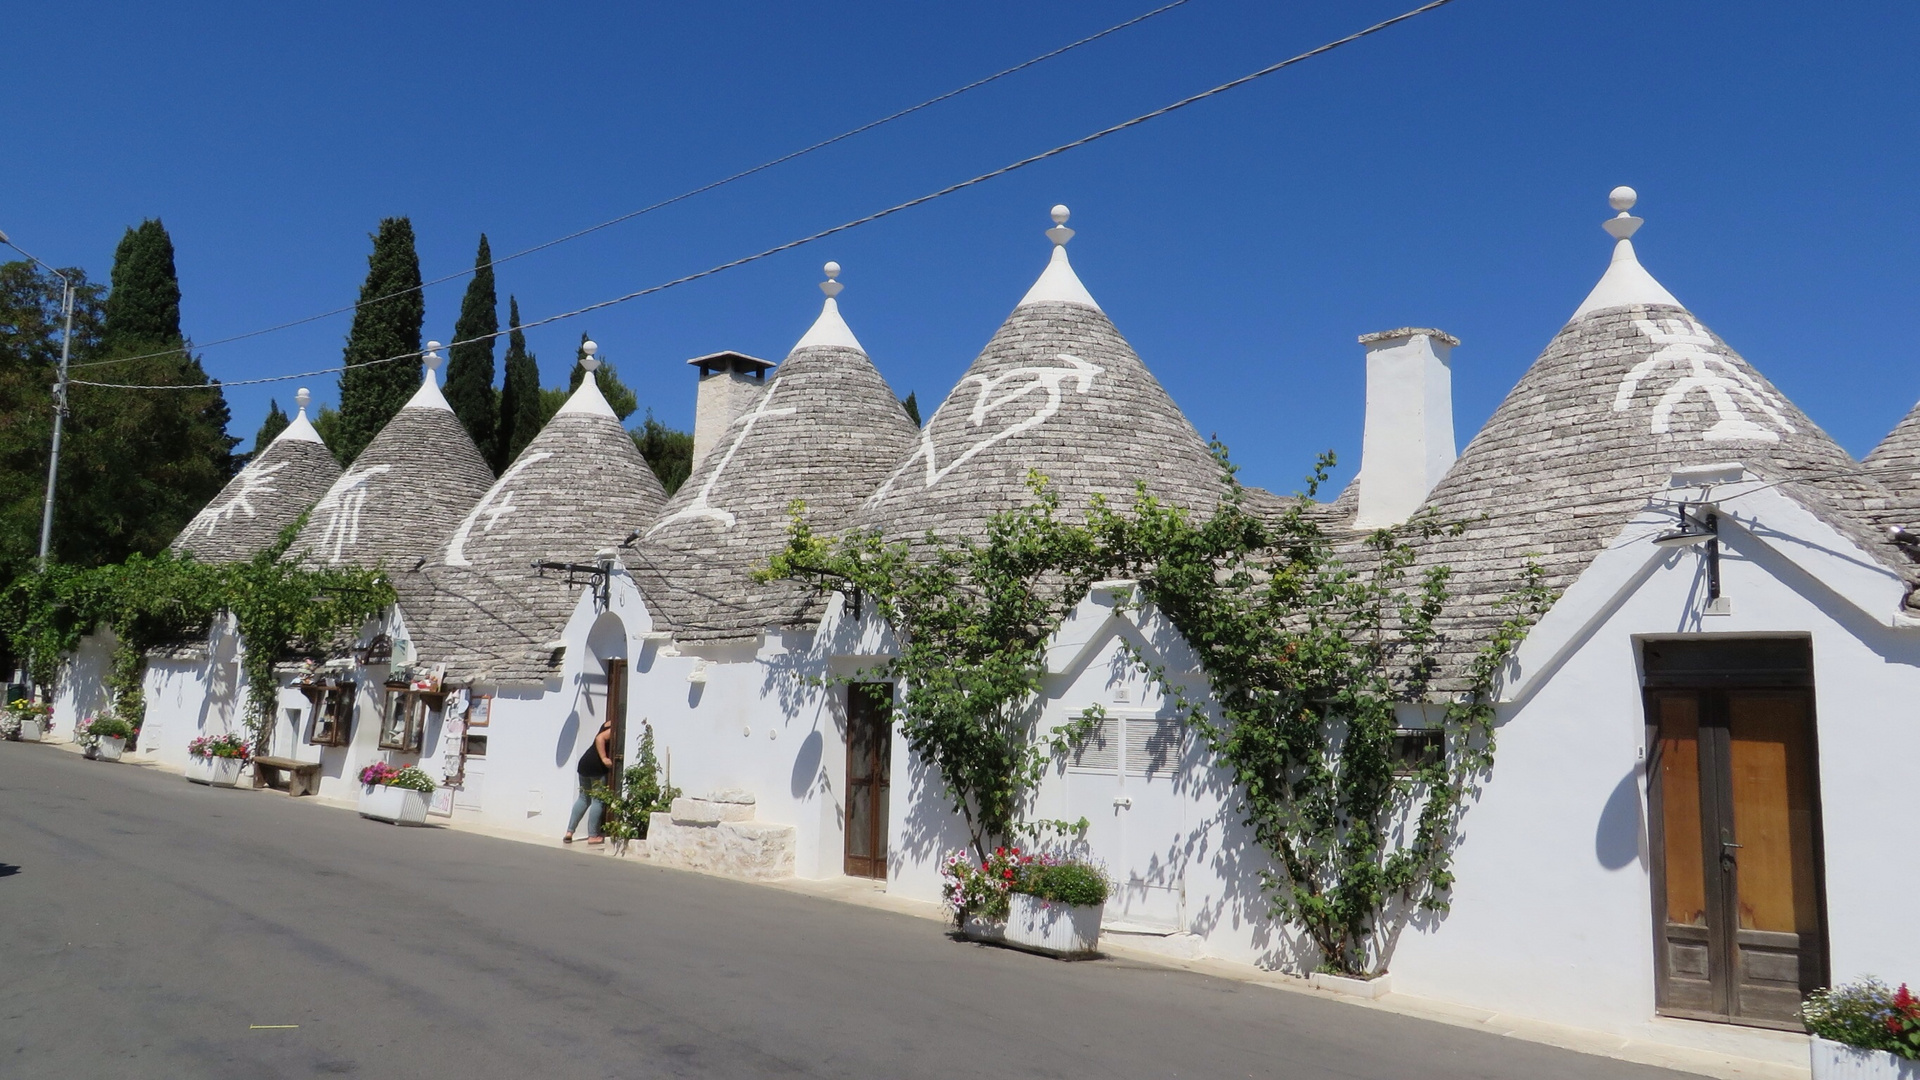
[4,1,1917,496]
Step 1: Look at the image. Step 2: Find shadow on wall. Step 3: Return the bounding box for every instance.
[1595,767,1645,871]
[790,729,823,800]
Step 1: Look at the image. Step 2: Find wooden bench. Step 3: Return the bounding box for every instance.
[252,755,323,797]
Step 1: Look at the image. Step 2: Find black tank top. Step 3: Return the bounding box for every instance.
[577,737,608,779]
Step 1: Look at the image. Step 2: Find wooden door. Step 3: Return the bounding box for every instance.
[1647,670,1827,1028]
[844,683,892,879]
[606,659,628,790]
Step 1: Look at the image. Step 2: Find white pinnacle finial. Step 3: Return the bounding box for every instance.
[580,339,601,372]
[423,341,444,376]
[820,261,843,298]
[1603,186,1643,240]
[295,387,311,414]
[1046,204,1075,246]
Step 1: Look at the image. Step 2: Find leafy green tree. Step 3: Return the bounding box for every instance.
[900,391,920,427]
[443,234,498,459]
[495,296,543,468]
[251,400,289,454]
[633,410,693,496]
[65,219,237,566]
[566,331,638,420]
[0,261,104,586]
[311,405,343,455]
[534,386,568,431]
[334,217,423,463]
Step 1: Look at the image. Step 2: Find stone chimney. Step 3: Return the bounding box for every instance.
[686,351,773,470]
[1353,328,1458,529]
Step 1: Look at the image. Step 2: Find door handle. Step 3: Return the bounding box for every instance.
[1113,796,1133,809]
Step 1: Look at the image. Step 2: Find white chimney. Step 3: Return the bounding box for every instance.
[686,351,774,470]
[1353,328,1458,529]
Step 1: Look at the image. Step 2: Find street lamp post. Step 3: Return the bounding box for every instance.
[0,228,75,569]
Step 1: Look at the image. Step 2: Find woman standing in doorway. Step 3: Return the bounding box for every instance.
[564,716,616,845]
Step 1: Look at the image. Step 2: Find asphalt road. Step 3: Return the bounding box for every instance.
[0,744,1694,1080]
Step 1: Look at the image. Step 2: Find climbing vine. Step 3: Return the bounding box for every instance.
[766,447,1550,977]
[0,519,393,743]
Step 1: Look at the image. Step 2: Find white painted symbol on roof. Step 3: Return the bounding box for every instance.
[1613,316,1795,444]
[188,459,287,538]
[311,464,394,563]
[648,382,797,534]
[445,452,554,566]
[899,353,1103,490]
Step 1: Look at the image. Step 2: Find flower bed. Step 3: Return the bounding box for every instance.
[187,733,252,786]
[4,701,51,742]
[1805,981,1920,1078]
[942,847,1109,958]
[358,762,436,825]
[79,715,135,761]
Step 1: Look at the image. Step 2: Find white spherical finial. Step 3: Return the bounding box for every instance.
[295,387,311,410]
[580,340,601,371]
[423,341,444,372]
[1045,205,1076,247]
[581,339,597,357]
[1609,186,1637,212]
[823,261,840,279]
[820,260,844,298]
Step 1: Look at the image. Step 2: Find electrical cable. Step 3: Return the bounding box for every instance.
[73,0,1460,392]
[69,0,1197,373]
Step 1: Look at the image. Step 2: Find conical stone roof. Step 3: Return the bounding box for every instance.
[633,269,918,644]
[1862,402,1920,526]
[402,361,668,683]
[172,395,341,563]
[857,210,1222,541]
[288,363,495,571]
[1398,191,1909,691]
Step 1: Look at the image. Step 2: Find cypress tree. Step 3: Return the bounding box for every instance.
[252,400,290,454]
[443,234,498,457]
[60,220,237,564]
[566,331,638,420]
[900,391,921,427]
[334,217,423,464]
[495,296,544,468]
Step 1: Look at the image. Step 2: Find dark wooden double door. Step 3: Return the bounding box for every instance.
[844,683,892,879]
[1645,639,1827,1029]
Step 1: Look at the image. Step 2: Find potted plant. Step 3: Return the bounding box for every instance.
[1004,854,1107,959]
[187,733,252,786]
[1804,979,1920,1079]
[9,701,52,742]
[942,848,1020,942]
[185,735,214,783]
[79,714,135,761]
[357,761,436,825]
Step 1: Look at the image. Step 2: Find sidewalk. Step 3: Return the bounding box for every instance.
[64,739,1811,1080]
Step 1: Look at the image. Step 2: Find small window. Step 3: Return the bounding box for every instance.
[463,733,488,758]
[378,689,432,752]
[1068,718,1121,773]
[1124,717,1182,776]
[1390,729,1444,776]
[307,683,356,747]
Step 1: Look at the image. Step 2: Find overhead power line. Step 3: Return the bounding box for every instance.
[74,0,1461,393]
[70,0,1197,373]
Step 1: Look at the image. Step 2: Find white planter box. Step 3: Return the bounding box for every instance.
[1309,971,1395,999]
[97,736,125,761]
[19,719,44,742]
[209,758,245,788]
[358,784,430,826]
[1811,1037,1920,1080]
[961,914,1007,943]
[1004,893,1102,958]
[186,755,215,784]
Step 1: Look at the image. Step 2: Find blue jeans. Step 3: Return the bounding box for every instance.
[567,775,605,837]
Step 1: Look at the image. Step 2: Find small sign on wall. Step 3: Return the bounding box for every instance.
[428,787,455,817]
